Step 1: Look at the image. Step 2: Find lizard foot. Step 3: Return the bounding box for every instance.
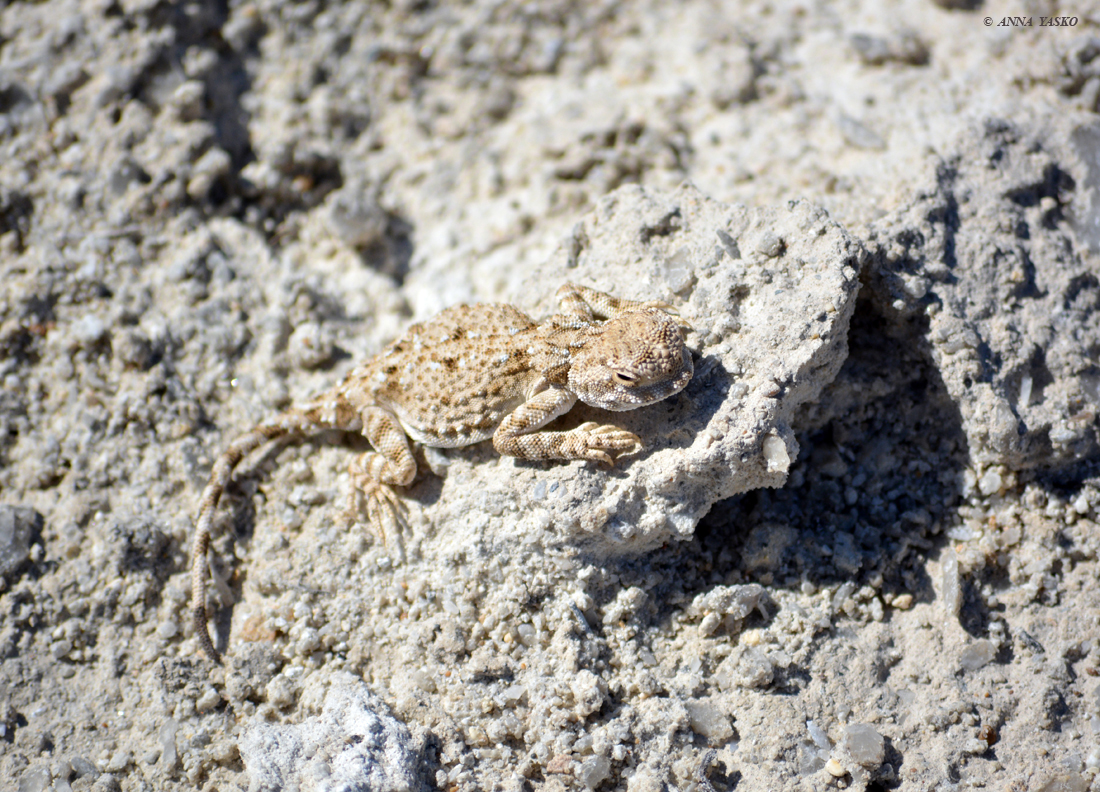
[346,475,407,545]
[567,421,643,466]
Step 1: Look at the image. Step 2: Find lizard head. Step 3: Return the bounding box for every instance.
[568,307,693,411]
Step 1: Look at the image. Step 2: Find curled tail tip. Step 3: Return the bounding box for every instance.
[193,606,223,664]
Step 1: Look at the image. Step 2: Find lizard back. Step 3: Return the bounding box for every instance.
[347,303,549,448]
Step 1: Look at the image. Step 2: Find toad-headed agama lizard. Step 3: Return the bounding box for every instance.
[191,283,693,661]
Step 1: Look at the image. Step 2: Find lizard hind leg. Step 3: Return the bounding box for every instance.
[346,407,417,544]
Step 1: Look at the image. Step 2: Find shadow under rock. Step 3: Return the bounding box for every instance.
[358,213,415,286]
[698,300,968,607]
[554,298,976,681]
[574,296,972,658]
[135,1,255,167]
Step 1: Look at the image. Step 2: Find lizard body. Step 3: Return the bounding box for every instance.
[191,283,692,661]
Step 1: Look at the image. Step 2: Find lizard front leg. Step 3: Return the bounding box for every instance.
[348,407,417,542]
[493,387,642,465]
[556,282,688,327]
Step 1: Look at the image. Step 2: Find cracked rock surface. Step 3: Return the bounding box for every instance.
[240,671,424,792]
[493,183,862,553]
[868,118,1100,472]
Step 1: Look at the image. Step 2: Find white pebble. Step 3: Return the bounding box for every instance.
[73,315,107,345]
[806,720,831,751]
[502,684,526,706]
[579,756,611,789]
[157,621,179,640]
[195,687,222,713]
[1018,375,1032,408]
[763,433,790,473]
[685,699,733,743]
[844,723,884,766]
[978,469,1002,496]
[516,623,536,646]
[106,750,132,772]
[570,671,604,717]
[959,639,996,671]
[942,551,961,618]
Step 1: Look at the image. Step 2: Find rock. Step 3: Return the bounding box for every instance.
[684,697,734,744]
[1037,773,1090,792]
[578,755,611,790]
[18,765,50,792]
[240,672,423,792]
[715,645,774,690]
[867,118,1100,470]
[959,639,997,672]
[570,670,606,718]
[0,506,43,579]
[942,550,961,619]
[323,180,391,250]
[436,183,862,555]
[843,723,884,767]
[688,584,768,636]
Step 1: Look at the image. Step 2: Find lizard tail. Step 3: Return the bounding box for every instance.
[190,413,323,663]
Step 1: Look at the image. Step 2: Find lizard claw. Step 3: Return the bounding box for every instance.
[572,422,643,466]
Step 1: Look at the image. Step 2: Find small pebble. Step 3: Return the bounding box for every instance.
[763,433,790,472]
[105,750,131,773]
[70,756,98,779]
[825,757,847,777]
[837,113,886,150]
[578,755,611,789]
[942,551,961,618]
[844,723,884,766]
[978,469,1002,496]
[18,766,50,792]
[156,621,179,640]
[959,639,996,671]
[502,683,527,707]
[159,721,179,768]
[195,688,222,713]
[756,231,784,257]
[806,720,831,751]
[0,506,41,578]
[73,315,107,345]
[685,698,733,744]
[1036,773,1089,792]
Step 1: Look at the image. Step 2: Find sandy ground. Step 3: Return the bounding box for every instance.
[4,1,1100,791]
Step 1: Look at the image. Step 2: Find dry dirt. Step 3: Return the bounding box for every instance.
[3,2,1100,791]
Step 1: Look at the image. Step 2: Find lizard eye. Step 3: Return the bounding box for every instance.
[612,371,637,385]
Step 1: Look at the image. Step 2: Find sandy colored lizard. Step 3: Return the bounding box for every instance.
[191,283,693,661]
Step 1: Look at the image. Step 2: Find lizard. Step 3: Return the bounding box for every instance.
[190,282,694,662]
